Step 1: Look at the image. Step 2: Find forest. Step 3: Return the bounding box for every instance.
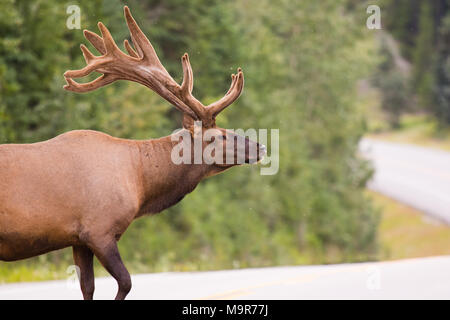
[374,0,449,127]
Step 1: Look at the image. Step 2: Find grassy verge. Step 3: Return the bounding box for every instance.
[0,255,69,283]
[369,191,450,260]
[366,114,450,151]
[0,253,111,284]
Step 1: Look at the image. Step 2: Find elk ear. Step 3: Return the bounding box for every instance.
[182,115,205,139]
[182,114,200,138]
[182,114,195,131]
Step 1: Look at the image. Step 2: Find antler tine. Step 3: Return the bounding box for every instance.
[226,74,237,96]
[179,53,209,119]
[97,22,122,55]
[124,39,139,58]
[83,30,106,55]
[187,54,194,93]
[64,74,119,93]
[64,56,110,79]
[181,53,193,95]
[130,33,144,58]
[124,6,163,66]
[208,68,244,116]
[80,44,96,64]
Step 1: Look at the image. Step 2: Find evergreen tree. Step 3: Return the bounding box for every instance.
[434,13,450,124]
[412,1,435,109]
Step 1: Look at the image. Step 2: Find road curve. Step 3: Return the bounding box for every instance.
[0,256,449,299]
[360,138,450,224]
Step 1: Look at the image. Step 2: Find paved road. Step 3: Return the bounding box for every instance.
[360,138,450,224]
[0,256,449,299]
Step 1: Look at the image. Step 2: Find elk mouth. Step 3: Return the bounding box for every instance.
[245,144,266,164]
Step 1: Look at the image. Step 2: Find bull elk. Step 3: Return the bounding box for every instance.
[0,6,265,299]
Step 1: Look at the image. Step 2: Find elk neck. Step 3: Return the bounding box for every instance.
[134,133,210,217]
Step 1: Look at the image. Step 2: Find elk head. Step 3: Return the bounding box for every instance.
[64,6,266,171]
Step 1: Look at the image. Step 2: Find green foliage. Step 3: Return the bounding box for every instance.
[412,1,435,108]
[0,0,379,281]
[434,12,450,125]
[382,0,450,124]
[372,36,411,128]
[382,0,421,60]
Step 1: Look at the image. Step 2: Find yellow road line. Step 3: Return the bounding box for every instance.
[196,264,369,300]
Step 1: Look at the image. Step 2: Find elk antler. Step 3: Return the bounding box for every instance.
[64,6,244,125]
[207,69,244,117]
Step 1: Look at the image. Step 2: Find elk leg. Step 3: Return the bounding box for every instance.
[91,241,131,300]
[72,245,95,300]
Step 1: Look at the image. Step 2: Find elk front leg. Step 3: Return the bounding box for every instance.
[91,241,131,300]
[72,245,95,300]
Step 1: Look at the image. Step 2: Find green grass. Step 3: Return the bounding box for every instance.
[0,260,67,283]
[367,114,450,151]
[0,252,111,284]
[369,191,450,260]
